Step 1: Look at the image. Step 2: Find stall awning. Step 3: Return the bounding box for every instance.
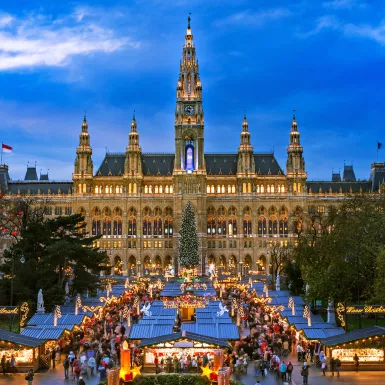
[21,327,71,340]
[129,324,173,339]
[321,326,385,347]
[181,322,239,340]
[138,331,230,349]
[301,328,345,340]
[0,329,44,348]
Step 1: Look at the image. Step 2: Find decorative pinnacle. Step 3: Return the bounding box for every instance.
[188,13,191,29]
[133,109,136,121]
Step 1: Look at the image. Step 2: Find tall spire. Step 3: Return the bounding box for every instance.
[125,113,142,177]
[286,113,306,192]
[237,114,255,176]
[73,115,93,181]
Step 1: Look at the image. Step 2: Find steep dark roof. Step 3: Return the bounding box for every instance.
[95,153,125,177]
[321,326,385,347]
[306,181,372,194]
[8,181,73,195]
[254,154,284,176]
[95,152,285,177]
[343,165,356,182]
[0,329,45,347]
[332,173,341,182]
[142,154,174,176]
[0,165,10,192]
[24,167,38,181]
[205,154,237,175]
[371,170,385,192]
[137,331,231,349]
[40,174,49,181]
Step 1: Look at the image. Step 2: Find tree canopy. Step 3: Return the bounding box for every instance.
[0,210,108,308]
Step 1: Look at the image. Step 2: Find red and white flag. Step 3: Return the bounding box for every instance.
[2,144,12,153]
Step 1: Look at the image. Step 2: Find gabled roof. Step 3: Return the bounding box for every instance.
[181,322,239,340]
[24,167,38,181]
[321,325,385,347]
[0,329,44,347]
[128,323,173,339]
[142,154,174,177]
[254,154,284,176]
[343,165,356,182]
[137,331,230,349]
[21,327,70,340]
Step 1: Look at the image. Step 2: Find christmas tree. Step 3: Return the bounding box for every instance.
[179,201,200,267]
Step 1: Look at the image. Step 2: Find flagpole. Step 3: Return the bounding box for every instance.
[1,142,3,165]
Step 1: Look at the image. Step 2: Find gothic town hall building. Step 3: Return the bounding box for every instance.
[1,20,385,275]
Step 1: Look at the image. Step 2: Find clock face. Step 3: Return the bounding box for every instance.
[184,105,195,116]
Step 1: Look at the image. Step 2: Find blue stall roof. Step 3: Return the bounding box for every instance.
[21,327,70,340]
[128,324,173,339]
[181,322,239,340]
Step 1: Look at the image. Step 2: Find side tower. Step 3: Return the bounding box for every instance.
[73,116,93,194]
[174,16,205,174]
[124,113,143,180]
[237,114,256,180]
[286,114,306,193]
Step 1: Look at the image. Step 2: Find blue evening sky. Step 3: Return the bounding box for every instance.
[0,0,384,181]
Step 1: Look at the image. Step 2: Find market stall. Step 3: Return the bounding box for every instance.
[0,329,45,372]
[137,331,231,367]
[321,325,385,370]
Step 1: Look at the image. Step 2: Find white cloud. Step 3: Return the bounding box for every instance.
[344,22,385,45]
[323,0,366,9]
[215,8,292,28]
[0,10,139,71]
[297,15,340,37]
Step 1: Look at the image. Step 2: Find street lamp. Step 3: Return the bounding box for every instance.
[10,248,25,306]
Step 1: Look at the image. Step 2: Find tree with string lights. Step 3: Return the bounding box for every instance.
[178,201,200,268]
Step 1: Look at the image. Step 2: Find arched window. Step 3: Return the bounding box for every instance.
[92,207,101,217]
[258,217,267,237]
[281,185,285,193]
[277,185,281,193]
[154,207,162,217]
[170,185,173,193]
[228,217,236,236]
[261,185,265,193]
[164,218,173,237]
[243,217,252,237]
[166,185,170,194]
[258,206,267,216]
[267,185,270,193]
[218,217,226,236]
[228,206,237,216]
[271,185,275,193]
[232,185,236,193]
[269,216,278,236]
[257,185,260,193]
[133,183,137,194]
[113,207,122,217]
[207,218,216,236]
[217,185,221,194]
[218,206,226,217]
[95,186,99,194]
[129,183,132,194]
[92,218,101,236]
[227,185,231,193]
[149,185,153,194]
[103,217,112,235]
[113,218,122,235]
[279,217,288,237]
[164,206,173,217]
[102,207,111,217]
[221,185,225,194]
[154,217,162,236]
[185,137,195,172]
[143,218,152,236]
[128,218,136,236]
[247,183,251,193]
[211,185,215,194]
[243,183,247,193]
[155,185,159,194]
[143,207,152,217]
[206,185,210,194]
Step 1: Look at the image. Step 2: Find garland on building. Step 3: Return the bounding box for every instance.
[179,201,200,268]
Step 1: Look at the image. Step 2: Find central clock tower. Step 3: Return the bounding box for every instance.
[174,16,205,175]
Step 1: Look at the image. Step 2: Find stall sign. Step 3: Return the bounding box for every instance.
[332,348,384,362]
[346,305,385,314]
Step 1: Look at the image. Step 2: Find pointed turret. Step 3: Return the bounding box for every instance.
[124,112,142,178]
[73,115,93,187]
[237,114,255,177]
[286,113,306,194]
[174,16,205,174]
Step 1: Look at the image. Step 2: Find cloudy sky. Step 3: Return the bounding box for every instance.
[1,0,384,181]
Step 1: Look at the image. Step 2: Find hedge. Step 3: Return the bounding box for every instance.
[97,374,243,385]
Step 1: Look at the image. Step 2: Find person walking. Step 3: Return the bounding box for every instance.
[296,344,303,361]
[335,356,341,377]
[354,353,359,372]
[154,355,159,374]
[301,362,309,385]
[87,356,96,376]
[280,360,287,381]
[63,356,70,379]
[10,355,16,374]
[253,358,261,377]
[260,360,266,378]
[286,361,293,383]
[51,349,56,369]
[78,376,86,385]
[321,356,327,376]
[25,369,34,385]
[1,355,6,375]
[330,357,335,376]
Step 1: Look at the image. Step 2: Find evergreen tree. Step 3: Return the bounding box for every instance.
[0,213,108,307]
[179,201,200,267]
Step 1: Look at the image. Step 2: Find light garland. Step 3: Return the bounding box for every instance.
[303,305,311,326]
[263,283,269,298]
[336,302,346,327]
[19,302,29,327]
[288,297,295,316]
[164,295,209,309]
[75,295,82,315]
[54,305,62,327]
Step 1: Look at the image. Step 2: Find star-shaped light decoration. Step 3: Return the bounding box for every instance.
[130,365,142,380]
[201,365,213,380]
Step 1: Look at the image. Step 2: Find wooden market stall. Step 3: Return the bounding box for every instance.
[137,331,231,369]
[321,325,385,370]
[0,329,45,372]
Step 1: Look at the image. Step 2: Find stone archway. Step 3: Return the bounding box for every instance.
[258,255,267,273]
[128,255,136,276]
[244,255,252,274]
[113,255,123,276]
[229,255,237,274]
[143,255,151,276]
[154,255,162,275]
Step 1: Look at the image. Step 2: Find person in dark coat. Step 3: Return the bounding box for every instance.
[202,353,209,367]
